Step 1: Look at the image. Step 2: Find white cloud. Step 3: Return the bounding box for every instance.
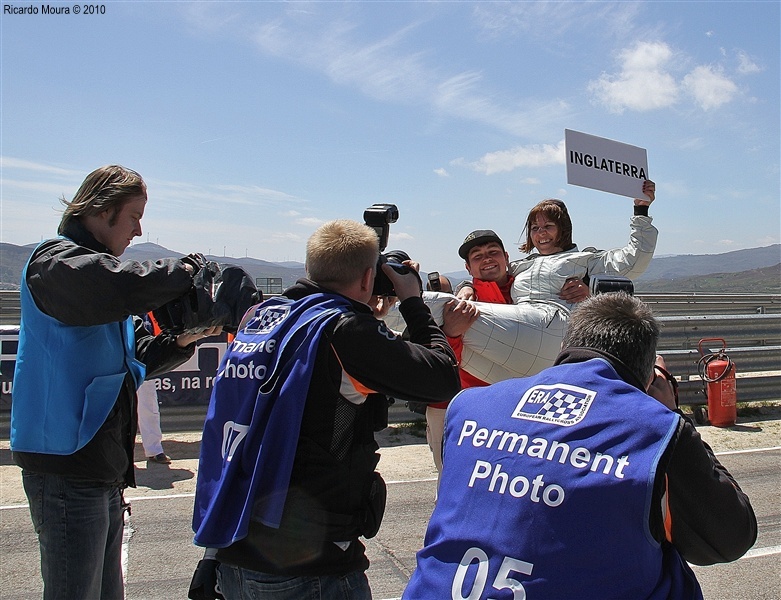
[589,41,742,113]
[1,178,75,198]
[0,158,309,247]
[454,140,565,175]
[472,2,641,41]
[434,168,449,177]
[678,137,705,151]
[0,156,81,177]
[736,51,762,75]
[682,65,738,110]
[248,13,569,138]
[295,217,325,227]
[181,3,245,35]
[588,42,679,113]
[214,184,301,203]
[389,231,414,243]
[272,231,304,242]
[146,180,303,215]
[253,18,431,105]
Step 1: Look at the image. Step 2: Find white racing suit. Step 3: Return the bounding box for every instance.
[384,215,657,383]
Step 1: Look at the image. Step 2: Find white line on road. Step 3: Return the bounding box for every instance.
[2,447,778,511]
[716,445,781,456]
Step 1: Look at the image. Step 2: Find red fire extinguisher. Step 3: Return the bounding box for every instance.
[697,338,737,427]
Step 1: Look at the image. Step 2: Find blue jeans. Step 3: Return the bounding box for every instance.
[217,563,372,600]
[22,471,126,600]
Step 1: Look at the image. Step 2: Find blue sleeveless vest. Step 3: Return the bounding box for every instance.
[11,249,145,455]
[193,293,351,548]
[405,358,702,600]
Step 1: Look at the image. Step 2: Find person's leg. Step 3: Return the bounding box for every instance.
[425,406,446,475]
[218,565,316,600]
[324,570,372,600]
[136,380,165,458]
[217,564,372,600]
[100,486,126,600]
[23,472,123,600]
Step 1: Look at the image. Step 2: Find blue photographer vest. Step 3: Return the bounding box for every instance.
[405,358,702,600]
[193,293,352,548]
[11,251,145,455]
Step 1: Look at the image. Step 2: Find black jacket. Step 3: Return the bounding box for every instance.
[556,348,757,565]
[13,219,197,486]
[217,279,460,576]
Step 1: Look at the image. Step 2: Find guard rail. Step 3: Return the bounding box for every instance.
[636,293,781,315]
[2,290,780,324]
[2,291,779,415]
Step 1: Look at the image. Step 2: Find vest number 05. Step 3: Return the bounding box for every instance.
[452,547,533,600]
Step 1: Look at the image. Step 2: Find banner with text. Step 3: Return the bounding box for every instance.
[0,326,229,409]
[565,129,649,199]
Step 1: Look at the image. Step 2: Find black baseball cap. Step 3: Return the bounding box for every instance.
[458,229,505,260]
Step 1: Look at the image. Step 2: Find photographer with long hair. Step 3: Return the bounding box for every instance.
[11,165,220,600]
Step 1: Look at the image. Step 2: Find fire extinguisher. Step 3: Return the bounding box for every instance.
[696,338,737,427]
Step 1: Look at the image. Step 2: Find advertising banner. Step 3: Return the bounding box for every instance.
[0,326,229,410]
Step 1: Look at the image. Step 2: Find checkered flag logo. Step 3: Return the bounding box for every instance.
[246,305,291,334]
[512,383,596,426]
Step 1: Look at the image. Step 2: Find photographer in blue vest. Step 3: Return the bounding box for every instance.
[404,292,756,600]
[11,165,221,600]
[192,219,460,600]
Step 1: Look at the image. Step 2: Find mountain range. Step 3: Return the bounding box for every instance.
[1,242,779,293]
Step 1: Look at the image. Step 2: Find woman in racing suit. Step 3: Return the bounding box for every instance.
[430,180,657,383]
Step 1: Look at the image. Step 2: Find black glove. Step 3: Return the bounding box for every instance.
[182,252,208,274]
[152,261,221,335]
[188,558,224,600]
[212,265,263,334]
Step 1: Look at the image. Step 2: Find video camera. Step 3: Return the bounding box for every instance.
[589,275,635,296]
[363,203,422,297]
[153,259,262,335]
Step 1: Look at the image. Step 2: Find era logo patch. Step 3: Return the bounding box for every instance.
[376,321,397,341]
[512,384,596,426]
[246,305,291,334]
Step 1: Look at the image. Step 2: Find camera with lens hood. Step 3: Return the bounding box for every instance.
[363,203,422,297]
[153,260,262,335]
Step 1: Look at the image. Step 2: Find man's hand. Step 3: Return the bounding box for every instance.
[382,260,422,302]
[370,295,397,319]
[456,285,476,301]
[441,299,479,338]
[647,356,678,411]
[181,252,208,275]
[558,277,590,303]
[176,325,223,348]
[634,179,656,207]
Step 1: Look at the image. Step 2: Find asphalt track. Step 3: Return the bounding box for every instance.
[1,421,779,599]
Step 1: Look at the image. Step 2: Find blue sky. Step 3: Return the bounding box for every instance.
[1,1,779,272]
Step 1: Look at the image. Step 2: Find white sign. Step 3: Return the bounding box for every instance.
[565,129,649,199]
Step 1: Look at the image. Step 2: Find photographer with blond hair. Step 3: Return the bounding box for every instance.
[193,219,460,600]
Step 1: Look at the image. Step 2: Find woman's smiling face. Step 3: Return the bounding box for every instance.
[530,214,563,255]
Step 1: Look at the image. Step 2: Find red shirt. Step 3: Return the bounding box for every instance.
[431,276,513,408]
